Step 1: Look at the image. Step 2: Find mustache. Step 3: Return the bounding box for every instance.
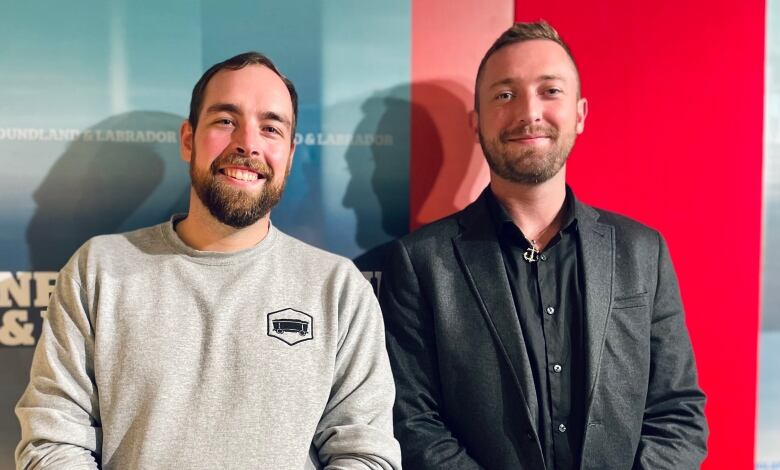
[210,153,274,178]
[499,124,559,141]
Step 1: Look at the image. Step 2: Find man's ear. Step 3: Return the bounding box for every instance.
[180,120,194,163]
[288,140,296,169]
[469,109,480,142]
[576,98,588,135]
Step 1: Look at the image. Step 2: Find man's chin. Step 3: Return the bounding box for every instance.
[506,173,552,185]
[192,173,286,229]
[209,191,284,229]
[489,161,564,185]
[211,208,265,229]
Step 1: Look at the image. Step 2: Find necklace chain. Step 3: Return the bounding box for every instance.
[522,210,562,263]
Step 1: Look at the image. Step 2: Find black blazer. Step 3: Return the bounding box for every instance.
[379,189,707,470]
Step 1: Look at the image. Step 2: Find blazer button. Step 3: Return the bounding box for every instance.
[526,431,534,440]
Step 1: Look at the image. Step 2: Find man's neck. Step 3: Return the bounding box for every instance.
[490,169,567,248]
[175,198,271,253]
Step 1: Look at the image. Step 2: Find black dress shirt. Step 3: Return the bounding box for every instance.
[486,187,586,470]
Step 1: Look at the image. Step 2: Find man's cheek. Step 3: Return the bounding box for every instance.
[266,150,291,171]
[199,134,232,156]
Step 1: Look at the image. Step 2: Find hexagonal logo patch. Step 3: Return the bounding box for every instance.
[267,308,313,346]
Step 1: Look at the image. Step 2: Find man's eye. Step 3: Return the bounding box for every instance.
[263,126,281,135]
[495,92,514,101]
[216,118,234,126]
[546,88,563,96]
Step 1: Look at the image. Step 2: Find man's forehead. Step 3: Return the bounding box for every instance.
[201,65,293,113]
[482,39,578,86]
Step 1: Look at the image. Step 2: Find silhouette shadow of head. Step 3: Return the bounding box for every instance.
[343,95,408,237]
[342,90,410,272]
[409,80,476,228]
[343,81,474,273]
[26,111,190,270]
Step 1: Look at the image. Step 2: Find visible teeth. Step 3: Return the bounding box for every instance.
[223,168,259,181]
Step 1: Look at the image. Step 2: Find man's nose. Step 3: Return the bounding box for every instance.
[513,94,542,124]
[232,125,261,156]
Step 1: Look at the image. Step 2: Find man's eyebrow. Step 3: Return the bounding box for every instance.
[260,111,292,129]
[204,104,292,128]
[539,74,566,82]
[487,77,516,89]
[205,102,241,115]
[487,74,568,89]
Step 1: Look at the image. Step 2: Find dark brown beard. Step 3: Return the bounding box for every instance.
[190,151,288,228]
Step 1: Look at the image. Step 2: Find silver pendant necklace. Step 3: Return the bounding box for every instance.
[522,212,561,263]
[523,240,540,263]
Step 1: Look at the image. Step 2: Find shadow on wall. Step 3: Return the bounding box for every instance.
[343,81,475,274]
[410,80,479,229]
[26,111,190,271]
[343,87,408,273]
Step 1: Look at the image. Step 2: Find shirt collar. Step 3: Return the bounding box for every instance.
[485,184,580,239]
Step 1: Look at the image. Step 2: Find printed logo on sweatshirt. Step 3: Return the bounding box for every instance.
[267,308,313,346]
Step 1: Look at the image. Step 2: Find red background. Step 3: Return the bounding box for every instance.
[518,2,765,468]
[412,1,765,468]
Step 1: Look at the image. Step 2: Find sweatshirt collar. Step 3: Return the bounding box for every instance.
[160,213,279,265]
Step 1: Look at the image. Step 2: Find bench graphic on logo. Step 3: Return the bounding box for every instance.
[267,308,313,346]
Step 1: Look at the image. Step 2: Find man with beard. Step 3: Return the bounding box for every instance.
[16,52,401,470]
[379,22,707,469]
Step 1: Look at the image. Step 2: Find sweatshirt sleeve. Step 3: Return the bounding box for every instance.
[312,268,402,470]
[15,268,101,470]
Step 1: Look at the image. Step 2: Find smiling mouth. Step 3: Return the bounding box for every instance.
[220,167,263,182]
[514,133,548,139]
[505,135,550,143]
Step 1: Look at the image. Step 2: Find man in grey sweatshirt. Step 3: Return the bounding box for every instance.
[15,52,401,470]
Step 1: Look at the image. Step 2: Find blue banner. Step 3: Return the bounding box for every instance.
[0,1,410,466]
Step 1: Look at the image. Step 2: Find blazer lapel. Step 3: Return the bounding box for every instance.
[452,192,539,426]
[576,202,615,406]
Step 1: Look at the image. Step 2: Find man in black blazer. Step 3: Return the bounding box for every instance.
[379,21,707,469]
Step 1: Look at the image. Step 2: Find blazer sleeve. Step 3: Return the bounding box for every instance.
[633,233,708,469]
[379,239,483,470]
[15,270,101,470]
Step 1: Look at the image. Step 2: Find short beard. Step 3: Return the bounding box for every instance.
[479,124,574,185]
[190,151,288,228]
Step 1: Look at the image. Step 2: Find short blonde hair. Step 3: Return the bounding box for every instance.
[475,20,580,107]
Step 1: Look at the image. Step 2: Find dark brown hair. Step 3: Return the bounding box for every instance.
[188,52,298,134]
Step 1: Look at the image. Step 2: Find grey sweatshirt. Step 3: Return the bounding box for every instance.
[16,217,401,469]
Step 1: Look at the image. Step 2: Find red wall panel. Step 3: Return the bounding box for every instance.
[515,1,765,468]
[410,0,512,228]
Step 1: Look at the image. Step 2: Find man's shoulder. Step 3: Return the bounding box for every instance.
[397,209,465,249]
[579,202,667,259]
[274,229,349,263]
[581,202,661,241]
[80,223,165,255]
[272,228,366,280]
[63,222,167,274]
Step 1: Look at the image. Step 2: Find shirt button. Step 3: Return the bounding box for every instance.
[546,306,555,315]
[553,364,562,373]
[558,423,567,433]
[540,254,547,261]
